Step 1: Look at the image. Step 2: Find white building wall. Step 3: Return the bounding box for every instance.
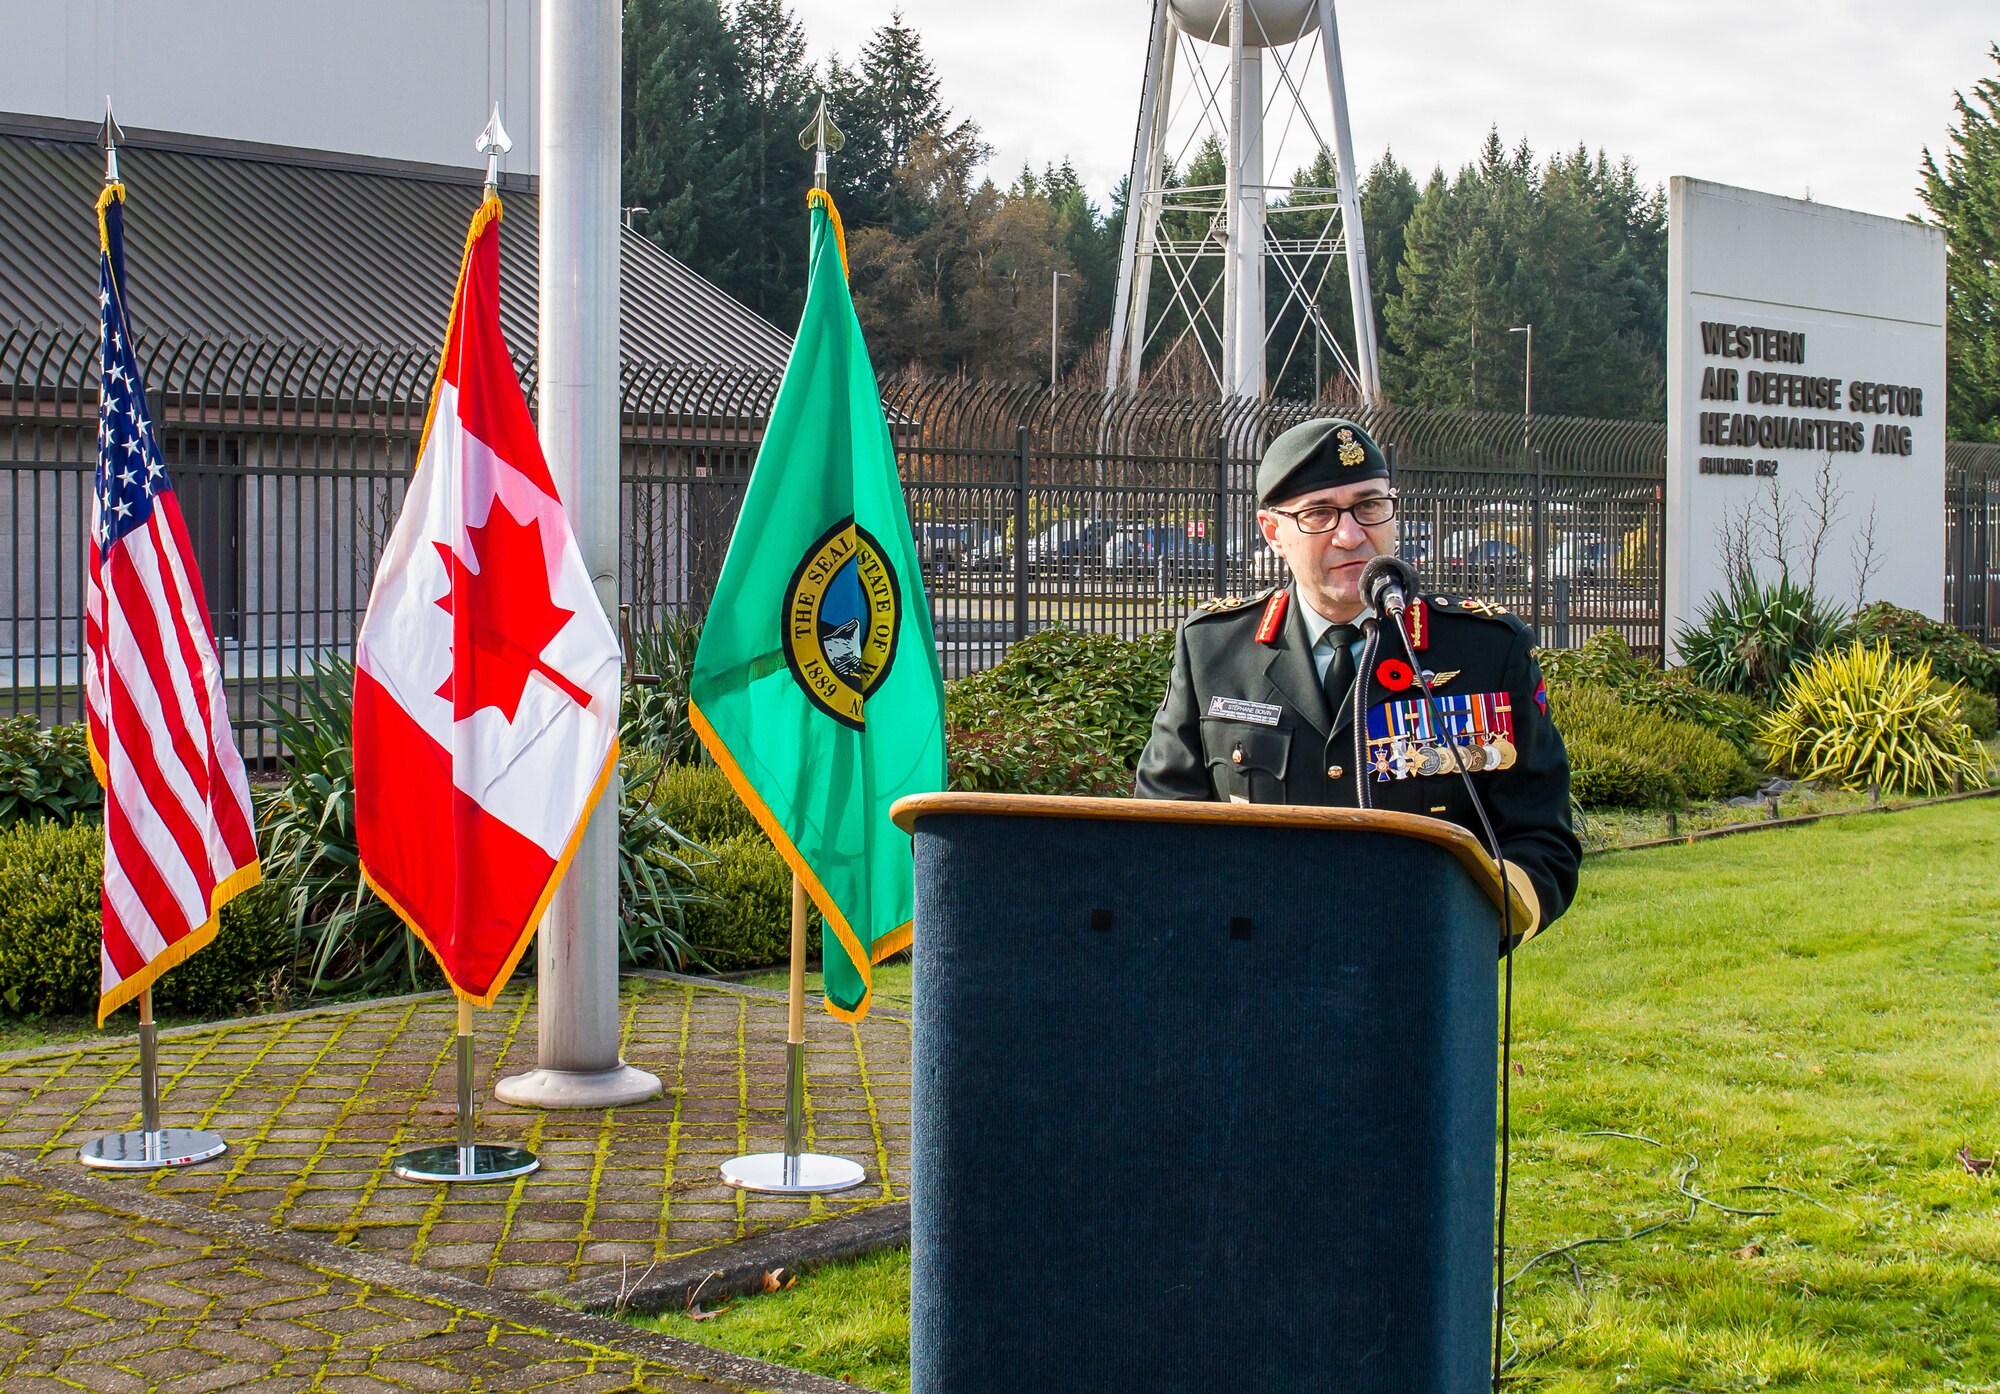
[1665,176,1946,654]
[0,0,540,175]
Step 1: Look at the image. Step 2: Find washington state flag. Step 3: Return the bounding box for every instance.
[689,189,945,1021]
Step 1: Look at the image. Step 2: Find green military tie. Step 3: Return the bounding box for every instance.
[1321,622,1359,726]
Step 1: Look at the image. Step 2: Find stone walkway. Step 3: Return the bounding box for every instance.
[0,977,911,1391]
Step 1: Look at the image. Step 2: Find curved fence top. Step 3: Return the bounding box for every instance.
[40,322,1948,483]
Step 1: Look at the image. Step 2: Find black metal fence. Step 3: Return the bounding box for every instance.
[4,326,1993,762]
[1948,441,2000,643]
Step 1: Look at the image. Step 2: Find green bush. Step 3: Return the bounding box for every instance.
[1851,602,2000,700]
[1762,642,1987,796]
[1549,682,1760,809]
[1539,631,1764,754]
[0,819,292,1019]
[0,717,102,828]
[1947,682,1999,740]
[944,627,1172,794]
[947,712,1134,796]
[1676,568,1849,701]
[946,627,1174,771]
[648,761,761,847]
[680,832,820,971]
[1562,733,1685,812]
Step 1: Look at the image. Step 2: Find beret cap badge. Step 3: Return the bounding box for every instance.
[1336,428,1366,469]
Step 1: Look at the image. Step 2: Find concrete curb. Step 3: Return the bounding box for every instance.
[1594,782,2000,855]
[0,1147,872,1394]
[555,1200,912,1317]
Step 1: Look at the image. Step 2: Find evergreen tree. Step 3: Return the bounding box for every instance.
[1921,43,2000,442]
[825,12,952,235]
[729,0,817,325]
[1382,129,1664,421]
[621,0,750,288]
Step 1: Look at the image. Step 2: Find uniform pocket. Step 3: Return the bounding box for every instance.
[1200,718,1291,804]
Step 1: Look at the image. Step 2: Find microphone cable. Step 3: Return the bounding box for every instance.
[1359,561,1520,1391]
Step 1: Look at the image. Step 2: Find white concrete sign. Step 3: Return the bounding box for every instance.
[1665,177,1945,654]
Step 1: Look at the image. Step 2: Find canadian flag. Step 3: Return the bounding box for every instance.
[353,195,620,1005]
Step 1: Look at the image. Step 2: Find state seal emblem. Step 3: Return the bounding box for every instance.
[782,518,902,730]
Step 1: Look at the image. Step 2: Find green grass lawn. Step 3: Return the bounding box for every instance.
[644,799,2000,1391]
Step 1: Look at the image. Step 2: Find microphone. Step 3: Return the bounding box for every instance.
[1359,555,1420,615]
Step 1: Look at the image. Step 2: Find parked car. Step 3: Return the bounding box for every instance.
[915,522,986,575]
[966,519,1116,580]
[1436,530,1528,592]
[1544,529,1613,581]
[1103,524,1178,575]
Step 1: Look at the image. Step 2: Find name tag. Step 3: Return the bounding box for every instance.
[1208,697,1282,726]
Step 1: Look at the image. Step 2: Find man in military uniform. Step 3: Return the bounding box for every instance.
[1135,417,1581,941]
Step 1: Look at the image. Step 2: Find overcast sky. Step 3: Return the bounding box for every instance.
[786,0,1995,221]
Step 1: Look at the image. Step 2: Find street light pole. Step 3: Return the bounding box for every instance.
[1508,323,1532,454]
[1051,270,1071,390]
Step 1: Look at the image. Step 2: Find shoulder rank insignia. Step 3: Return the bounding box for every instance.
[1199,594,1247,613]
[1254,588,1289,644]
[1461,597,1511,618]
[1400,596,1430,652]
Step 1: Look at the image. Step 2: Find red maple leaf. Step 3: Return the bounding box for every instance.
[432,503,592,722]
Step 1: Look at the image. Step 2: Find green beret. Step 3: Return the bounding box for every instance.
[1256,418,1390,504]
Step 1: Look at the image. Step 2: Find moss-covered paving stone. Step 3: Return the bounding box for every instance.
[0,978,910,1296]
[0,1171,729,1391]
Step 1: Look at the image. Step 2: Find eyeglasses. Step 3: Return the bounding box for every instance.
[1265,493,1397,534]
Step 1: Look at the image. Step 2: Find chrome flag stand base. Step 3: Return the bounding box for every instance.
[720,1040,865,1195]
[394,1017,540,1185]
[80,991,226,1172]
[722,876,867,1196]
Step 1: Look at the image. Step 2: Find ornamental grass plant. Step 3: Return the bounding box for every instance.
[1676,568,1849,701]
[1760,640,1988,796]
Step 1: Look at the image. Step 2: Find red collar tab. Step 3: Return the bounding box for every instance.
[1255,589,1289,644]
[1400,597,1430,652]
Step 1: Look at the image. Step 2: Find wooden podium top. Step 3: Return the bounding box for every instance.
[891,792,1530,925]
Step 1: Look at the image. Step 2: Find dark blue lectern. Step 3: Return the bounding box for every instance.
[891,794,1524,1394]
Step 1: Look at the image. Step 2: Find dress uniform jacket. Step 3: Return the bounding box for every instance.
[1134,586,1582,933]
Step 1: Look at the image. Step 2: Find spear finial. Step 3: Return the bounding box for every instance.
[797,97,845,191]
[476,103,512,193]
[99,98,124,187]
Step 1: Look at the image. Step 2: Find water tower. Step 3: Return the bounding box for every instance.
[1106,0,1380,402]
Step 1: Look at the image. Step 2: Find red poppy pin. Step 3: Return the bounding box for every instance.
[1376,658,1415,691]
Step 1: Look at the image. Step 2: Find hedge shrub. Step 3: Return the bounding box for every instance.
[0,717,102,829]
[648,761,761,847]
[1538,631,1762,754]
[1549,682,1760,809]
[1851,602,2000,700]
[945,627,1172,795]
[0,819,292,1019]
[680,832,820,971]
[1950,683,1999,741]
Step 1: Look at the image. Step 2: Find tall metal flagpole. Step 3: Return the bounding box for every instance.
[720,97,865,1196]
[80,102,226,1173]
[496,0,661,1110]
[393,111,543,1185]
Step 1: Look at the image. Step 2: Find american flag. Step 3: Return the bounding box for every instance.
[84,183,260,1025]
